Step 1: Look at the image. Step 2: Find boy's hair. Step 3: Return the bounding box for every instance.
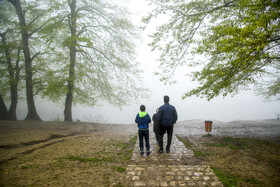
[164,95,170,103]
[140,105,145,112]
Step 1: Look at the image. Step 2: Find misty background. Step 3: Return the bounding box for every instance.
[14,1,280,124]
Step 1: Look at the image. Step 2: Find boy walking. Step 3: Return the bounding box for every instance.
[135,105,151,156]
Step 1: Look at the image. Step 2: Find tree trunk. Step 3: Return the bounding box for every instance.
[0,32,19,121]
[64,0,77,122]
[8,0,41,121]
[8,83,18,120]
[64,46,76,122]
[0,94,8,120]
[9,45,21,121]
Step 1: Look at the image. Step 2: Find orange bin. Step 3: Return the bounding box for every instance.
[205,121,213,133]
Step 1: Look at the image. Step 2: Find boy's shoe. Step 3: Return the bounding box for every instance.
[146,151,151,156]
[158,149,163,153]
[140,151,144,155]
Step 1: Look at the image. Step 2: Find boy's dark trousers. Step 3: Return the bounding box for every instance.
[158,125,173,152]
[138,129,150,151]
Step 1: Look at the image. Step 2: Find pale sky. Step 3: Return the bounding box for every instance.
[16,0,280,123]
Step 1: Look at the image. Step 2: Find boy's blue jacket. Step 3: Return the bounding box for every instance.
[135,112,151,130]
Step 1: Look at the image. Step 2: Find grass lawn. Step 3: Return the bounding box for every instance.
[178,135,280,187]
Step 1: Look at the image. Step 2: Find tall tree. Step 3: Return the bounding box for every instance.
[0,31,22,120]
[7,0,54,120]
[43,0,147,121]
[64,0,77,121]
[144,0,280,100]
[0,0,23,120]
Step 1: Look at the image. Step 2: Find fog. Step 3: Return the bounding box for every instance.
[15,1,280,124]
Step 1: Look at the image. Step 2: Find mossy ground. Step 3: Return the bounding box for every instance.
[179,135,280,187]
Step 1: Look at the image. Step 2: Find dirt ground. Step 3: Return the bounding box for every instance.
[0,120,280,186]
[0,120,137,186]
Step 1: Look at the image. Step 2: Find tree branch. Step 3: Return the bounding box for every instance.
[28,18,52,38]
[30,52,40,63]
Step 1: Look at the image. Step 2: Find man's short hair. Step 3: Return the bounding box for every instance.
[164,95,169,103]
[140,105,145,111]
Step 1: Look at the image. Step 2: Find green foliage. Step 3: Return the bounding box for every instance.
[41,0,149,108]
[0,0,25,101]
[145,0,280,100]
[2,0,147,120]
[1,0,67,107]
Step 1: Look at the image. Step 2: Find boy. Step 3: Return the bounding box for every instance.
[135,105,151,156]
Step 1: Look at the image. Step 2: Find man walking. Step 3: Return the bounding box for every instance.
[158,95,178,153]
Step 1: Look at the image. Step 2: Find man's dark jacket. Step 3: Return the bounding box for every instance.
[158,103,177,126]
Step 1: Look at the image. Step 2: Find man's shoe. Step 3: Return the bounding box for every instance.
[158,149,163,153]
[140,151,144,155]
[147,151,151,156]
[166,149,170,153]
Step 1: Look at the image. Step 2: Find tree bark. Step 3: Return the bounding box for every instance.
[0,94,8,120]
[8,84,18,120]
[8,0,41,121]
[64,0,77,122]
[9,45,21,120]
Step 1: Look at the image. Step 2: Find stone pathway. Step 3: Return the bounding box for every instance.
[125,133,223,186]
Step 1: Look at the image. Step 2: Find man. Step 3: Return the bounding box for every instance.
[158,95,178,153]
